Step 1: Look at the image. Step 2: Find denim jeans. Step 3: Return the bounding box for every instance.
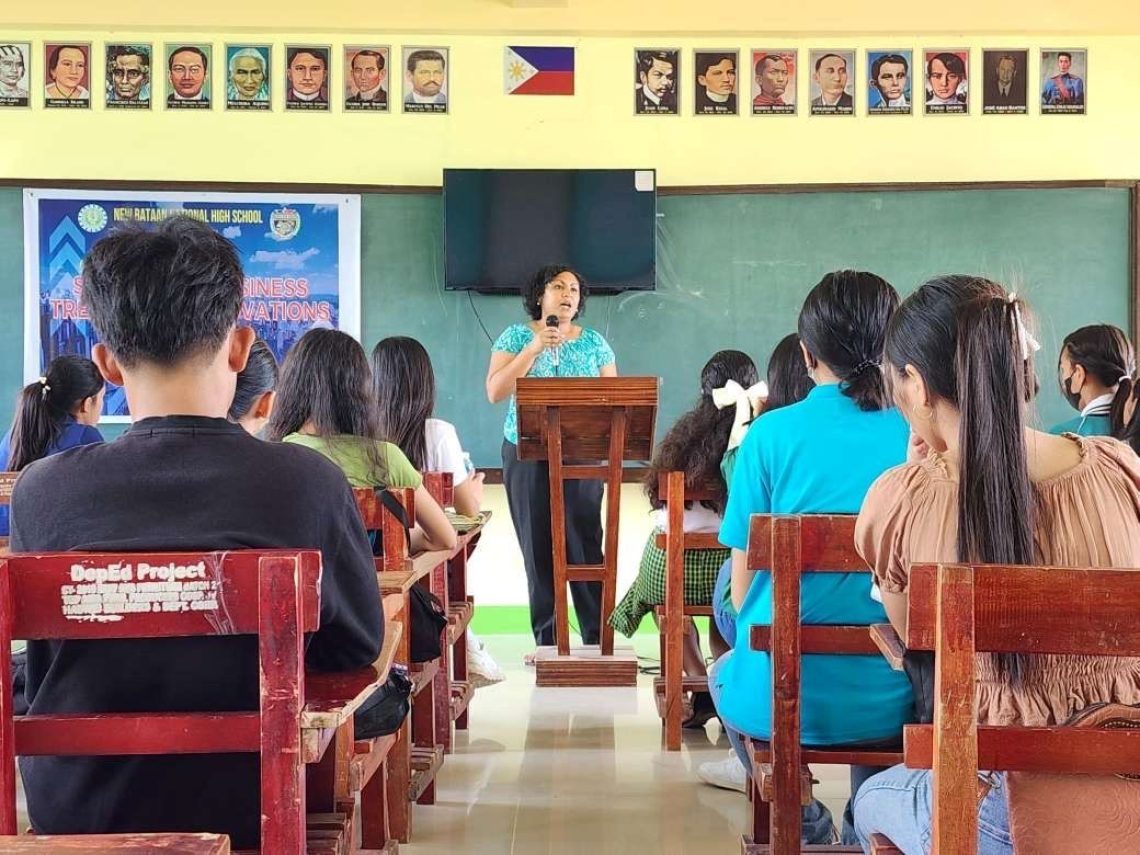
[708,559,894,846]
[853,765,1013,855]
[709,652,838,845]
[712,557,736,646]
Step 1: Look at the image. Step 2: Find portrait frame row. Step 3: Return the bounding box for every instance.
[635,47,1088,117]
[0,41,1088,117]
[0,42,450,113]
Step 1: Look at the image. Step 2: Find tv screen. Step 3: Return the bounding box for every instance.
[443,168,657,293]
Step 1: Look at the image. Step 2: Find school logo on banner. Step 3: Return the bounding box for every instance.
[504,46,574,95]
[270,207,302,241]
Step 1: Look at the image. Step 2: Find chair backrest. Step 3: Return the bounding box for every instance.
[654,471,722,551]
[745,513,877,848]
[354,487,416,572]
[0,549,321,851]
[422,472,454,508]
[0,472,17,552]
[904,562,1140,855]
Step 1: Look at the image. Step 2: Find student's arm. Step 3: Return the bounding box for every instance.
[880,590,908,637]
[855,467,914,637]
[410,485,458,553]
[308,478,384,671]
[452,475,484,518]
[599,362,617,378]
[486,328,556,403]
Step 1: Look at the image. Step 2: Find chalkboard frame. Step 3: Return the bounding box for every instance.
[3,176,1136,476]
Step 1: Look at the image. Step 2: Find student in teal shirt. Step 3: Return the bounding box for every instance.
[1050,324,1133,437]
[702,270,915,846]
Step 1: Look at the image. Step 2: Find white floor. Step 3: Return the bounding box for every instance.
[403,634,851,854]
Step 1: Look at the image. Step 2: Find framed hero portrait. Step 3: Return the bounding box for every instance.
[344,45,389,112]
[634,49,679,115]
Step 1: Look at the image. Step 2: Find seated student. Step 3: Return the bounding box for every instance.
[703,332,814,743]
[267,328,456,555]
[0,355,105,537]
[227,338,278,435]
[608,350,760,726]
[719,333,814,488]
[701,271,915,846]
[370,335,502,687]
[853,276,1140,854]
[1050,324,1134,436]
[11,216,383,847]
[1115,373,1140,454]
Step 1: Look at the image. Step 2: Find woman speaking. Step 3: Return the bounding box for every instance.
[485,265,617,656]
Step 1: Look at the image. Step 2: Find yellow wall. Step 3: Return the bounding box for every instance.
[2,4,1139,185]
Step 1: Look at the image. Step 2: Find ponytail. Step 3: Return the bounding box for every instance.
[886,276,1038,683]
[8,355,104,471]
[797,269,899,412]
[957,296,1036,682]
[1109,375,1134,436]
[1114,376,1140,454]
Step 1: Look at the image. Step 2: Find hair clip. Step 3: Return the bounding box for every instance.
[1006,292,1041,361]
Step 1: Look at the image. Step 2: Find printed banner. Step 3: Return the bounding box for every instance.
[23,189,361,422]
[504,46,575,95]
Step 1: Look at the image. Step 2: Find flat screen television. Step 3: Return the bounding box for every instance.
[443,168,657,293]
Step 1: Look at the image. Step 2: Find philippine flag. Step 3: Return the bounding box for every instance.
[504,46,575,95]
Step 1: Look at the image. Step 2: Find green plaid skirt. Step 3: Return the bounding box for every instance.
[608,529,730,637]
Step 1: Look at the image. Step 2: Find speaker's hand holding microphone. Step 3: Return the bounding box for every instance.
[543,315,562,369]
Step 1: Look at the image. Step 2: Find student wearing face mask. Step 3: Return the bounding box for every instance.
[1051,324,1134,437]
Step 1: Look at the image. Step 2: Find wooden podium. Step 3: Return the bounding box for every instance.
[516,377,659,687]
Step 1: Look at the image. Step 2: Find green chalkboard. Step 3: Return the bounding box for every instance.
[1,186,1131,465]
[362,187,1132,466]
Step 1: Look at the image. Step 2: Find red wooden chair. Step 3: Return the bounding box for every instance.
[355,487,447,843]
[0,833,231,852]
[868,562,1140,855]
[653,471,724,750]
[0,549,326,852]
[422,471,481,740]
[742,515,904,855]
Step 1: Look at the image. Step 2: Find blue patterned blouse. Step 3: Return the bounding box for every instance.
[492,322,616,444]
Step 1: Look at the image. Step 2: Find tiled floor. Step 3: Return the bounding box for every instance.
[12,634,853,852]
[403,634,852,854]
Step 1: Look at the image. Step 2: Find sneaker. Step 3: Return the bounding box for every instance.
[697,750,748,793]
[466,630,505,688]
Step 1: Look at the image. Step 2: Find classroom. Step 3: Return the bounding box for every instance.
[1,2,1139,854]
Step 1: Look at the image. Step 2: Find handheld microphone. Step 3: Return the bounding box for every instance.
[544,314,560,369]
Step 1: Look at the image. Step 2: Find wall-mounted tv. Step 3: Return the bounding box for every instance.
[443,168,657,294]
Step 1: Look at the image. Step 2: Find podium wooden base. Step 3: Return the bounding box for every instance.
[533,646,639,687]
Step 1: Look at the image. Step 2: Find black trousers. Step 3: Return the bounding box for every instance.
[502,440,603,646]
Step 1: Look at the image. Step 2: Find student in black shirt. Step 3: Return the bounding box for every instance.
[11,215,383,847]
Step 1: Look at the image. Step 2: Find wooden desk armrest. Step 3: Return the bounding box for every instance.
[409,549,450,577]
[870,623,906,671]
[302,623,401,730]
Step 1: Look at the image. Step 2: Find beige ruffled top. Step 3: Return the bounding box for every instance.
[856,434,1140,727]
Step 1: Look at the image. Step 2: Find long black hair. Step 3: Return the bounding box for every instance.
[885,275,1036,681]
[1059,324,1134,431]
[371,336,435,471]
[643,349,759,513]
[765,333,814,412]
[8,355,104,471]
[228,339,278,422]
[797,269,899,411]
[266,329,392,483]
